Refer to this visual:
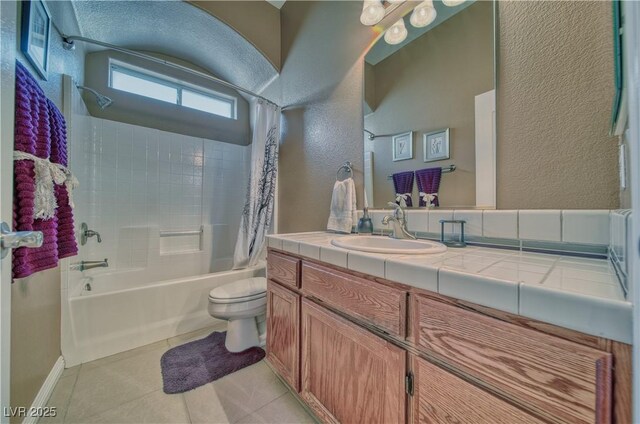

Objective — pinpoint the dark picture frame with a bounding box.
[21,0,51,80]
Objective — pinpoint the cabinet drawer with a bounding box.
[266,280,300,391]
[267,251,300,289]
[412,295,612,424]
[302,262,406,338]
[411,355,544,424]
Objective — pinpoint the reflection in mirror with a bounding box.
[363,0,494,209]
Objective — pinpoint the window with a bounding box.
[109,61,237,119]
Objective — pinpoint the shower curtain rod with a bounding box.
[62,35,281,109]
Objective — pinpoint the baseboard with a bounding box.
[22,356,65,424]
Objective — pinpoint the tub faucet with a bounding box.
[80,223,102,245]
[382,202,416,240]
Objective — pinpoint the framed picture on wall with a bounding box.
[392,131,413,161]
[423,128,450,162]
[21,0,51,80]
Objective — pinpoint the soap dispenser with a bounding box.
[357,192,373,234]
[358,207,373,234]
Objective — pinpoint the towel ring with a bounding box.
[336,161,353,181]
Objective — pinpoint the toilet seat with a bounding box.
[208,277,267,304]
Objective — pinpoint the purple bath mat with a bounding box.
[160,331,265,394]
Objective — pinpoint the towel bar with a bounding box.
[387,164,456,180]
[160,227,203,237]
[336,161,353,181]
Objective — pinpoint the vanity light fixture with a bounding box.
[442,0,465,6]
[360,0,385,26]
[387,0,406,3]
[384,18,408,45]
[410,0,437,28]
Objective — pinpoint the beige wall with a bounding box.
[264,1,381,232]
[271,0,619,234]
[365,1,493,208]
[10,269,61,419]
[4,1,86,414]
[497,0,618,209]
[189,1,281,71]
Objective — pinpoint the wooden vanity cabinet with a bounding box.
[300,299,406,424]
[265,249,629,424]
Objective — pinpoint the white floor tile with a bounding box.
[65,345,166,421]
[77,390,190,424]
[235,393,315,424]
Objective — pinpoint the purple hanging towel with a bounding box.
[391,171,414,207]
[415,167,442,207]
[12,61,78,280]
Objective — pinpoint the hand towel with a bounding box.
[415,167,442,207]
[327,177,357,233]
[392,171,414,207]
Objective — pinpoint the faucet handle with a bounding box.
[386,202,405,219]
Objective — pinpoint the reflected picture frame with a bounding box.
[21,0,51,80]
[423,128,450,162]
[392,131,413,162]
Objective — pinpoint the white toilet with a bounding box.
[208,277,267,352]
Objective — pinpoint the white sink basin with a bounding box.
[331,236,447,255]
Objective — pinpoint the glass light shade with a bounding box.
[360,0,385,26]
[410,0,437,28]
[442,0,465,6]
[384,18,408,45]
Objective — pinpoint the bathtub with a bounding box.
[62,264,265,366]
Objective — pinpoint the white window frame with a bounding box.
[108,60,237,119]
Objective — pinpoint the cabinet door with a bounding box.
[266,280,300,391]
[411,355,544,424]
[300,299,406,424]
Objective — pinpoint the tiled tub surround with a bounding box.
[267,232,632,344]
[62,95,254,365]
[69,114,251,278]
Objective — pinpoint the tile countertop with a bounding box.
[266,232,632,344]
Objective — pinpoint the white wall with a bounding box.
[68,97,250,283]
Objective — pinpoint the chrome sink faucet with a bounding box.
[382,202,416,240]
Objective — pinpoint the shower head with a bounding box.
[76,85,113,110]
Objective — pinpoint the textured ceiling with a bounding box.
[50,0,278,93]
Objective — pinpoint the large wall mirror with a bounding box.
[363,0,495,209]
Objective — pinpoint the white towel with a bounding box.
[327,178,357,233]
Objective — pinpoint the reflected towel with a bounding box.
[327,178,357,233]
[415,167,442,207]
[392,171,414,207]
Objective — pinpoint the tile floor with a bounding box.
[41,326,315,424]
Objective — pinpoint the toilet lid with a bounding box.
[209,277,267,303]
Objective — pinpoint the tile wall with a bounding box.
[69,114,250,285]
[367,208,612,246]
